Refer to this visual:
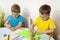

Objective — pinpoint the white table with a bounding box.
[0,28,54,40]
[0,28,28,40]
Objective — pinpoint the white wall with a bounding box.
[0,0,60,40]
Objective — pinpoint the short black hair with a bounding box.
[39,4,51,15]
[11,4,20,13]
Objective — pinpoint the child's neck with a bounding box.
[40,16,50,21]
[12,15,19,18]
[42,17,50,21]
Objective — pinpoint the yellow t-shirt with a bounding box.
[33,16,56,37]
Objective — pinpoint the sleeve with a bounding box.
[49,19,56,30]
[19,16,24,23]
[33,17,39,25]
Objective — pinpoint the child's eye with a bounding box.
[41,13,43,15]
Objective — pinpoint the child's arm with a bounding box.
[30,23,36,40]
[37,29,54,34]
[30,23,35,32]
[15,22,23,30]
[42,29,54,34]
[4,21,15,31]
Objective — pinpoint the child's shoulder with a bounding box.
[36,16,41,19]
[18,15,24,18]
[48,17,54,21]
[36,16,42,20]
[19,15,23,17]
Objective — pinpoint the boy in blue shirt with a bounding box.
[4,4,24,31]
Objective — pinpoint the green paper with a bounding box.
[17,30,30,40]
[17,30,42,40]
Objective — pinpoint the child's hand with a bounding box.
[10,27,16,31]
[36,31,40,34]
[29,28,34,33]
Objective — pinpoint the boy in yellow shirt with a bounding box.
[30,4,56,40]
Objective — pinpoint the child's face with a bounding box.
[12,12,19,18]
[40,13,50,21]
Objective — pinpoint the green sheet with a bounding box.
[17,30,30,40]
[17,30,42,40]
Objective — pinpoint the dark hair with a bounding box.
[39,4,51,15]
[11,4,20,13]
